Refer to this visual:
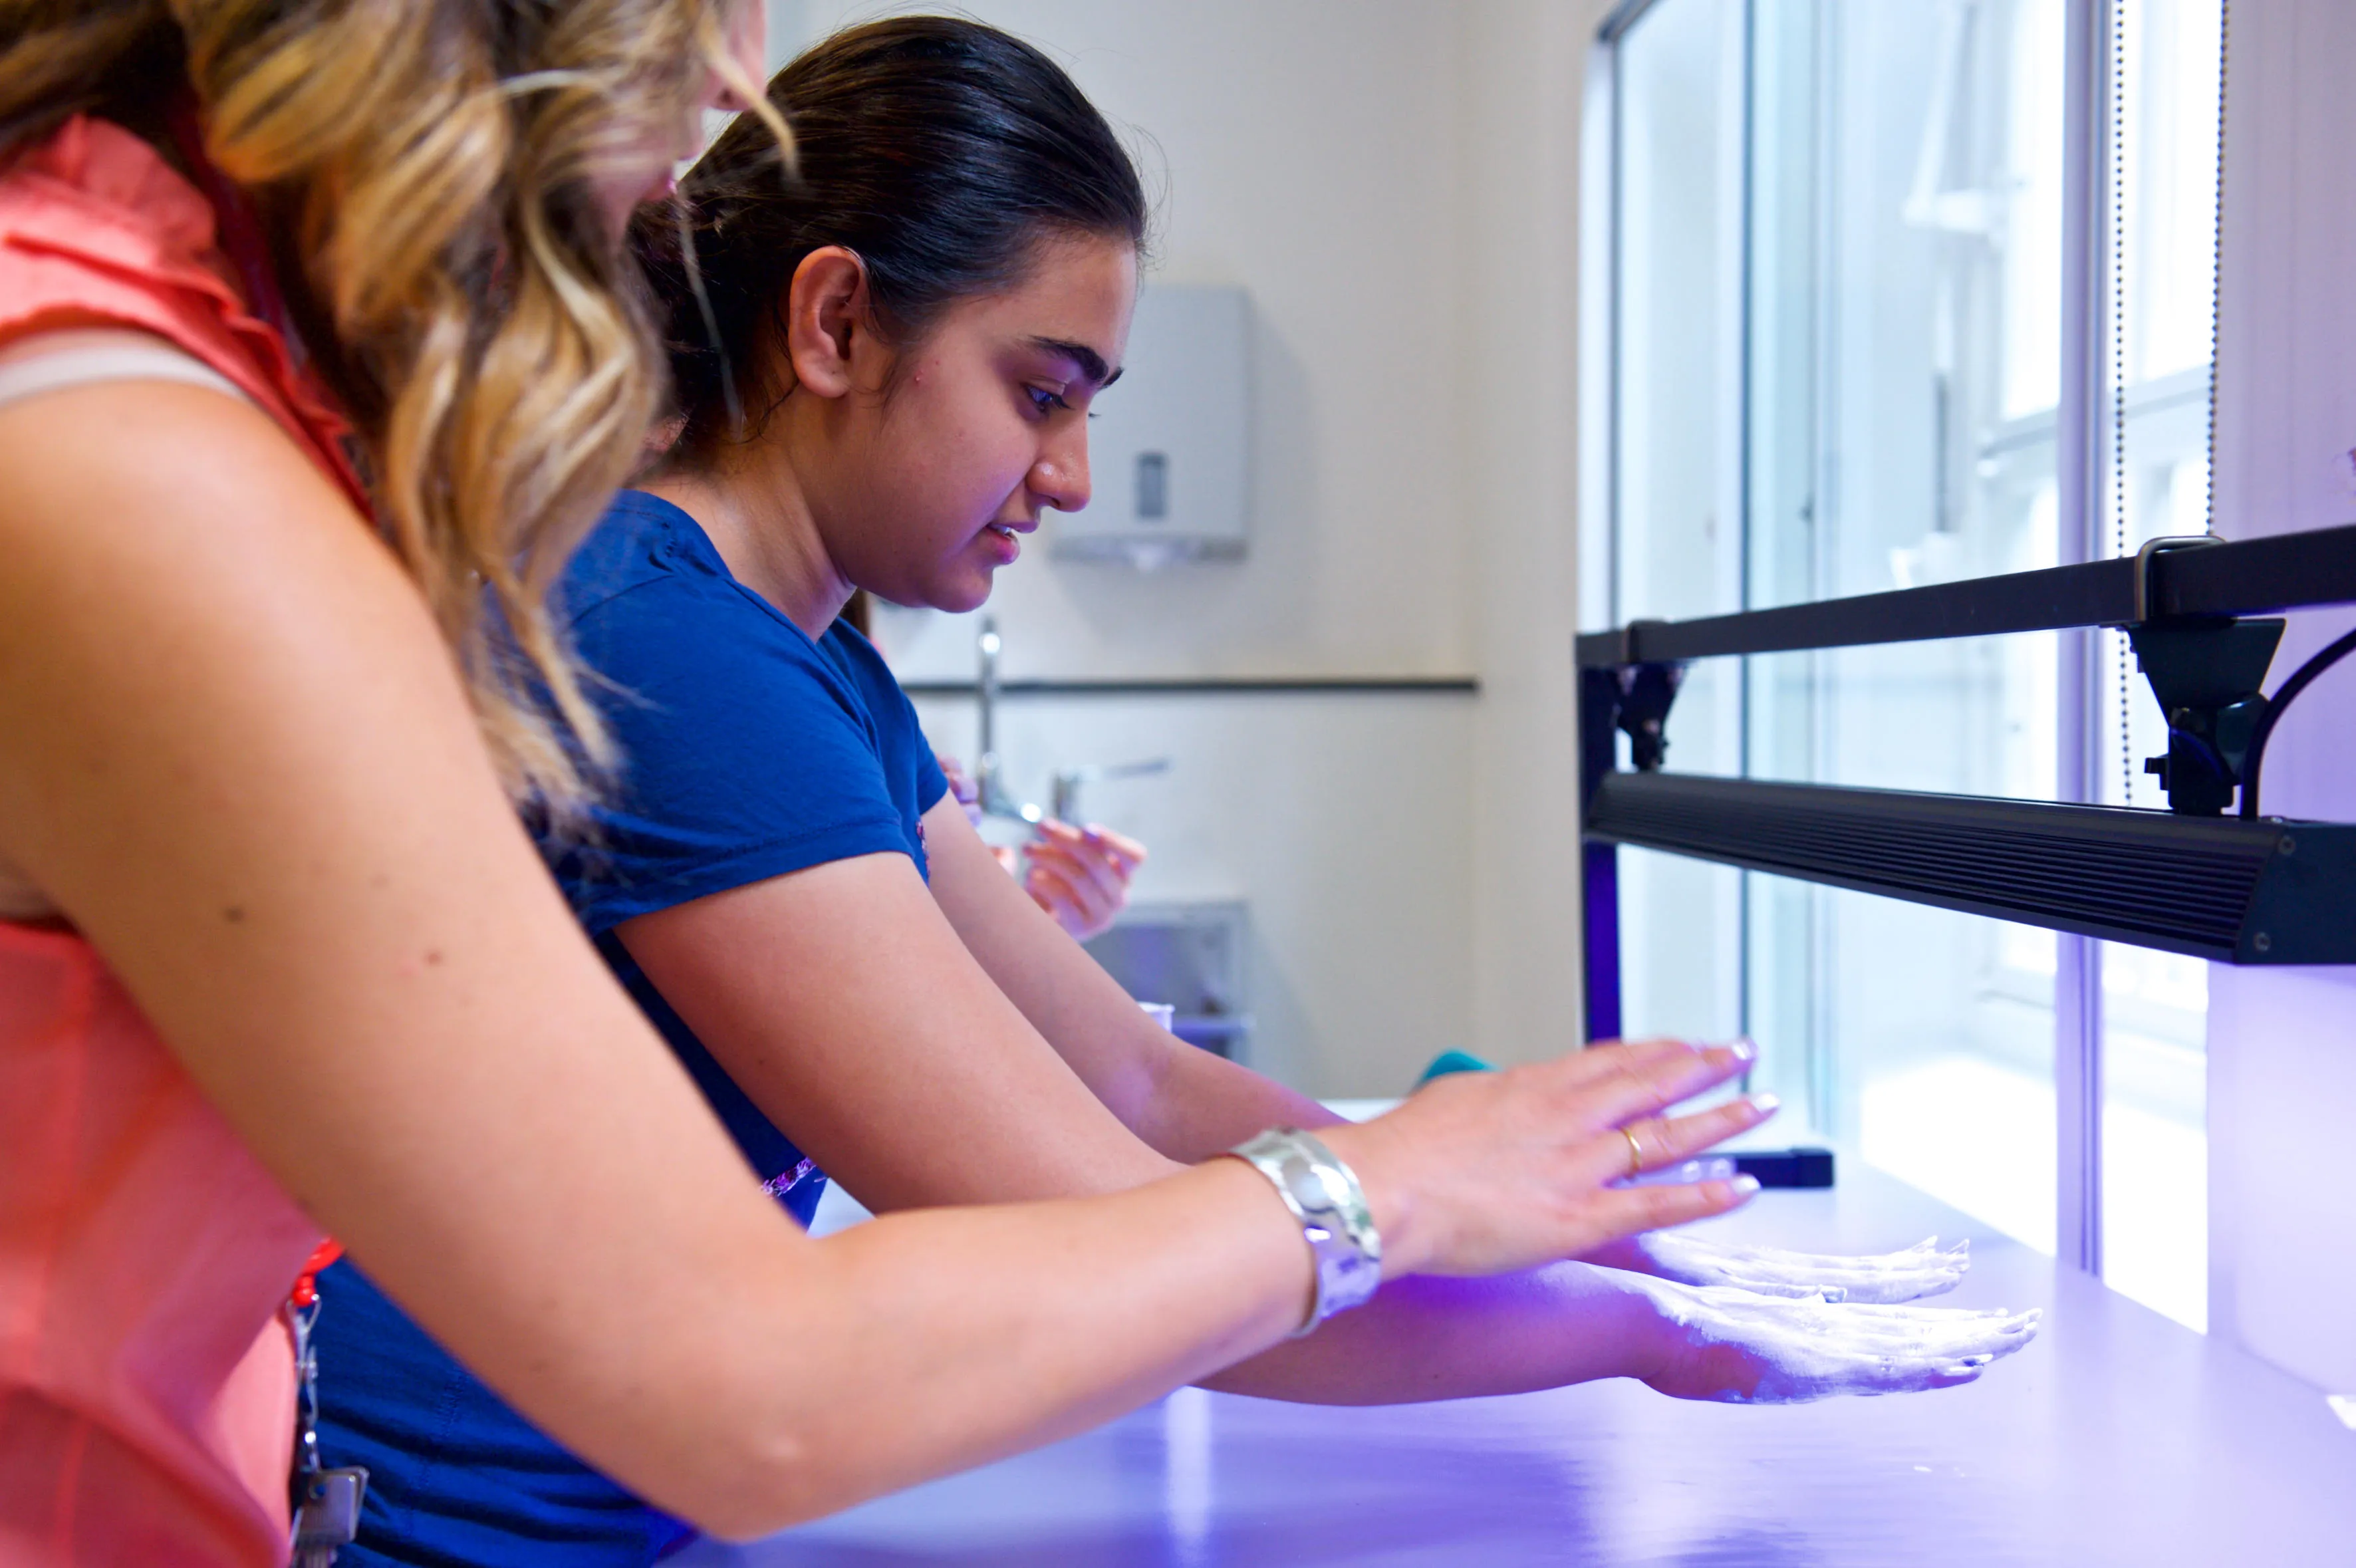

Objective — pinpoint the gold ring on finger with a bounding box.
[1620,1124,1644,1177]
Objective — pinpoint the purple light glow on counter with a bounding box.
[690,1163,2356,1567]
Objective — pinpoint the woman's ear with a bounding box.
[783,246,873,400]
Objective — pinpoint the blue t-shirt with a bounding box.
[549,488,947,1190]
[313,490,949,1566]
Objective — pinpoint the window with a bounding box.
[1597,0,2222,1331]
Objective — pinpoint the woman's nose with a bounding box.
[1033,430,1092,513]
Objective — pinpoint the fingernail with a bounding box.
[1729,1174,1762,1200]
[1747,1091,1781,1116]
[1728,1036,1759,1064]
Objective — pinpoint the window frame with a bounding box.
[1581,0,2151,1278]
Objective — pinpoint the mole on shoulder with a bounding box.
[222,905,245,924]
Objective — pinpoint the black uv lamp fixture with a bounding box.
[1587,772,2351,965]
[1577,526,2356,1043]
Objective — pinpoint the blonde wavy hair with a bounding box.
[0,0,783,825]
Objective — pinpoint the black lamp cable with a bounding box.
[2238,623,2356,819]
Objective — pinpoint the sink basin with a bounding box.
[1081,900,1251,1061]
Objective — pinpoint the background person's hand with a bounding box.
[1629,1278,2039,1401]
[936,752,985,829]
[932,755,1141,937]
[1023,819,1144,941]
[1317,1037,1781,1280]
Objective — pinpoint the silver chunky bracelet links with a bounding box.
[1225,1128,1382,1335]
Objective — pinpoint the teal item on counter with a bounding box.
[1417,1049,1496,1084]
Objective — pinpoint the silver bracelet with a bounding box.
[1226,1128,1382,1335]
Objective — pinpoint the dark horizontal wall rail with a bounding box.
[1574,521,2356,667]
[1585,771,2356,964]
[904,676,1481,698]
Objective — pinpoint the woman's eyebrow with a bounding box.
[1025,336,1121,390]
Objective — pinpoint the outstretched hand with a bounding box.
[1631,1279,2039,1402]
[1321,1037,1779,1281]
[1619,1232,1972,1304]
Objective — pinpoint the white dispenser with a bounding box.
[1053,283,1251,569]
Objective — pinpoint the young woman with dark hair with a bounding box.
[308,17,2035,1565]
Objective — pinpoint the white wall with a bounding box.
[2204,0,2356,1395]
[910,694,1478,1095]
[755,1,1606,1093]
[1453,3,1607,1067]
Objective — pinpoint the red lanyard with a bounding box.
[290,1238,342,1310]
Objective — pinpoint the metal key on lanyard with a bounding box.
[293,1465,368,1567]
[288,1255,368,1567]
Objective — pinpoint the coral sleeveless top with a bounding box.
[0,116,366,1567]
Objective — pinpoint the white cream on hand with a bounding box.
[1634,1279,2039,1404]
[1635,1232,1972,1305]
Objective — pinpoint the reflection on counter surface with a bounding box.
[698,1166,2356,1566]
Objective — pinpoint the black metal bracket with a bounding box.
[1614,660,1685,773]
[2115,535,2282,817]
[2125,534,2224,625]
[2125,616,2282,816]
[1577,644,1682,801]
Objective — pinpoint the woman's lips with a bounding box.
[983,521,1022,563]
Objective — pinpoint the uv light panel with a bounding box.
[1585,771,2356,965]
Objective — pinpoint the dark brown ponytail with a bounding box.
[635,15,1148,466]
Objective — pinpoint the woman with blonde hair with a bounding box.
[2,5,1779,1563]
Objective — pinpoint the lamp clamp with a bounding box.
[1614,659,1686,773]
[2124,616,2282,817]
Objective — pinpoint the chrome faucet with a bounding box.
[1051,759,1170,824]
[973,616,1030,821]
[974,616,1170,826]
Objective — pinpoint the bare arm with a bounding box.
[0,372,1789,1534]
[625,788,2042,1409]
[928,806,1980,1306]
[616,845,1175,1212]
[624,797,1775,1405]
[0,376,1363,1531]
[920,795,1343,1158]
[612,797,1345,1214]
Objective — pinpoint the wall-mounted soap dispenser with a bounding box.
[1053,283,1250,569]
